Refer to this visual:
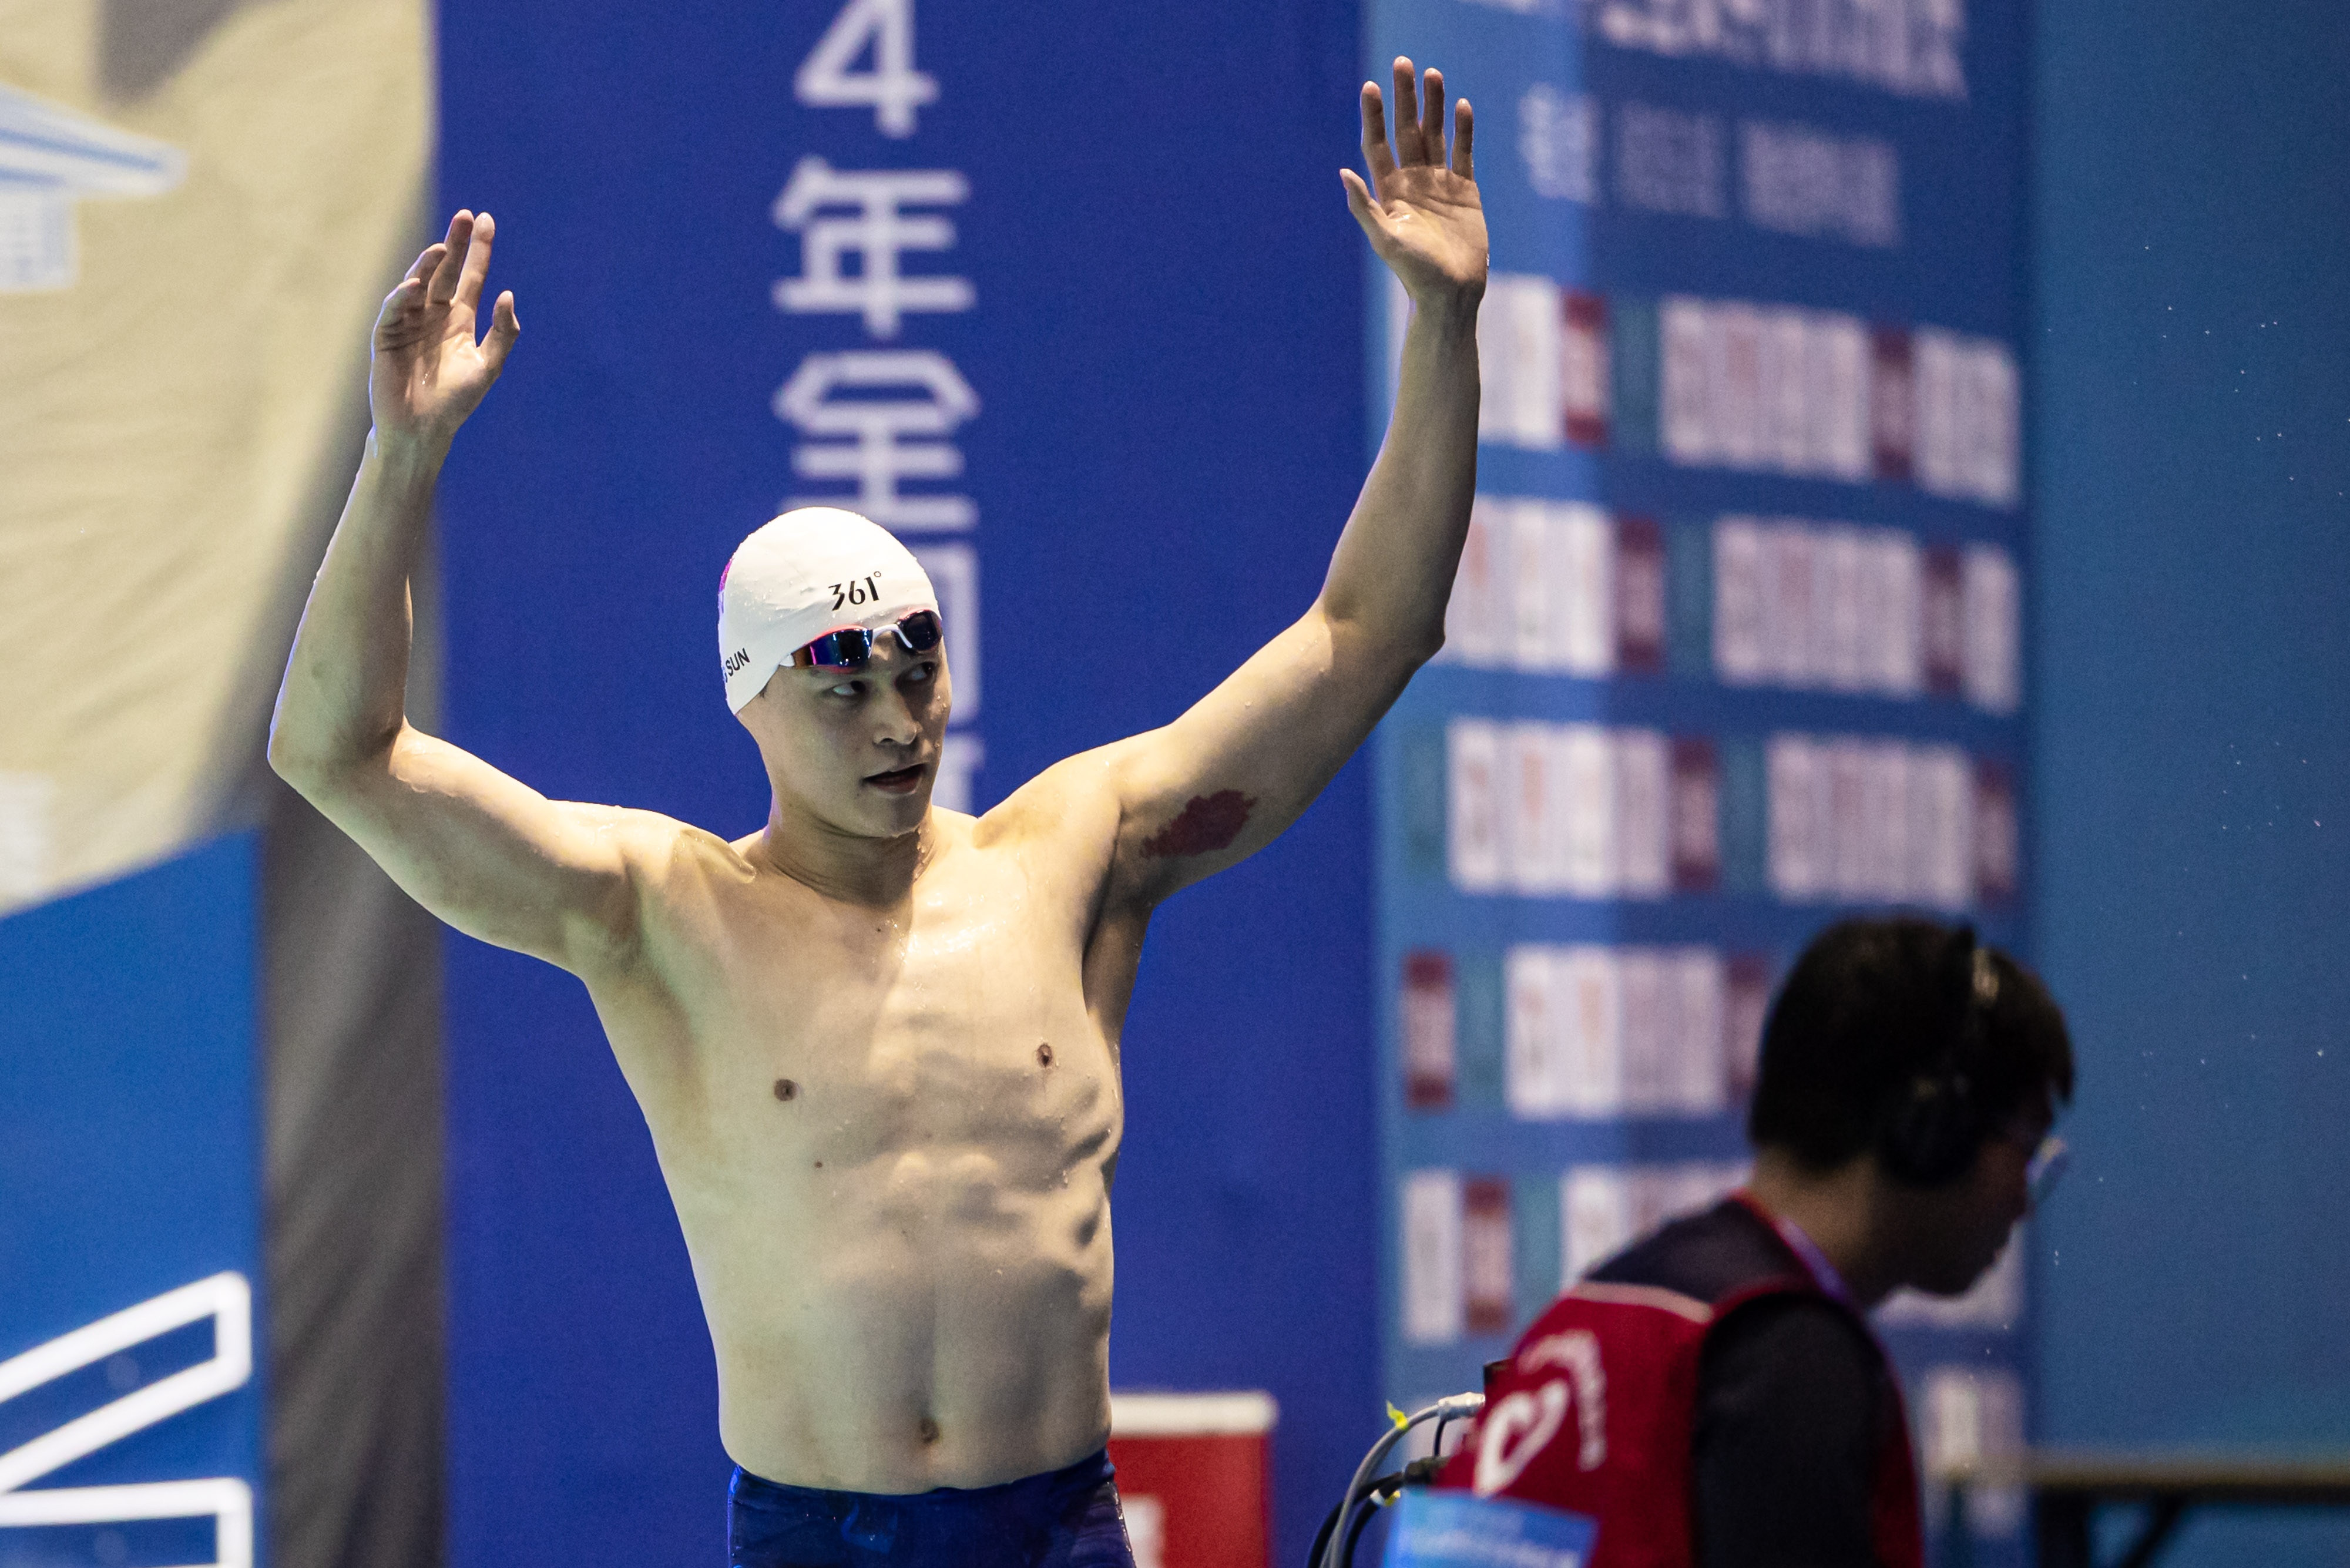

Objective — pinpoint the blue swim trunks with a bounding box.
[727,1449,1137,1568]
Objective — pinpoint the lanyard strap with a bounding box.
[1731,1189,1855,1308]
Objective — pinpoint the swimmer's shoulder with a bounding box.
[618,815,798,954]
[555,806,767,921]
[486,804,714,978]
[966,741,1134,855]
[657,815,770,892]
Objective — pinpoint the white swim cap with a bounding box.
[717,508,939,712]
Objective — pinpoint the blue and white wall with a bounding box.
[1364,0,2036,1560]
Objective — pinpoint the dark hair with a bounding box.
[1745,915,2074,1178]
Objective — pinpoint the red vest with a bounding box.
[1434,1200,1923,1568]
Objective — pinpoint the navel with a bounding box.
[773,1078,798,1102]
[917,1416,941,1446]
[1037,1042,1055,1068]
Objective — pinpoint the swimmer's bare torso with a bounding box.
[586,770,1166,1490]
[271,59,1487,1495]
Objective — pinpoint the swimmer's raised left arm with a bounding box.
[1073,58,1485,909]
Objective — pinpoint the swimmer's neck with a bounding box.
[754,799,935,908]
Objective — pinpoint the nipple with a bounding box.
[773,1079,798,1102]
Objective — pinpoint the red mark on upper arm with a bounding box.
[1140,790,1257,859]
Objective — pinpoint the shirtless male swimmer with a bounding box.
[272,59,1486,1568]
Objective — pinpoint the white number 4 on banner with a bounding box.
[796,0,938,138]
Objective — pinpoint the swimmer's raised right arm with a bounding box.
[1005,61,1485,925]
[270,211,642,976]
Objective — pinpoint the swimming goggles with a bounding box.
[787,609,944,672]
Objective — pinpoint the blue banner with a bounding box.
[0,835,263,1568]
[1367,1,2034,1559]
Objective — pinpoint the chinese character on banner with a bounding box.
[773,157,973,338]
[774,349,979,530]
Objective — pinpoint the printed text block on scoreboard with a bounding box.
[1107,1390,1277,1568]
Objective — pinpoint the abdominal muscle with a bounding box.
[676,1139,1116,1493]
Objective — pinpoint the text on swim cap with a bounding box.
[726,648,752,675]
[831,573,884,611]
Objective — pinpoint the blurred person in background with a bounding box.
[1441,916,2073,1568]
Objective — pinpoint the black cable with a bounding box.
[1337,1456,1456,1568]
[1310,1473,1401,1568]
[1340,1478,1404,1568]
[1305,1498,1343,1568]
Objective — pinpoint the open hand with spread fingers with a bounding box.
[370,209,522,451]
[1341,58,1488,307]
